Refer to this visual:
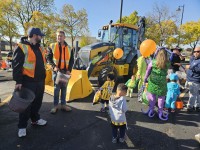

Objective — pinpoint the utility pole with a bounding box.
[176,5,185,46]
[119,0,123,23]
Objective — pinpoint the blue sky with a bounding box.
[55,0,200,38]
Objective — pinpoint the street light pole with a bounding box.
[119,0,123,23]
[177,5,184,46]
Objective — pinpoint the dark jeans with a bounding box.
[53,71,67,106]
[111,123,126,139]
[18,81,45,128]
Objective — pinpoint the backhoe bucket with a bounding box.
[45,65,53,86]
[66,69,93,102]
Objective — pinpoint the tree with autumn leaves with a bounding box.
[0,1,199,50]
[115,4,199,49]
[181,20,200,50]
[0,0,89,48]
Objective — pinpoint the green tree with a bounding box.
[59,4,89,48]
[145,4,178,47]
[116,11,139,25]
[181,20,200,50]
[0,0,20,51]
[79,35,92,47]
[8,0,54,33]
[24,11,58,47]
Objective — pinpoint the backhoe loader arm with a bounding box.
[87,47,115,77]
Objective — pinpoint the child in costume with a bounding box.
[109,83,128,143]
[143,48,170,120]
[136,56,151,102]
[125,75,138,98]
[165,73,180,112]
[99,73,115,112]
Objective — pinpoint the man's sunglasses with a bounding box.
[194,51,200,53]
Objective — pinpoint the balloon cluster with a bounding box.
[112,39,156,59]
[139,39,156,58]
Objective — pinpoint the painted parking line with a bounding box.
[0,95,12,107]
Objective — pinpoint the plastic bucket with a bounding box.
[8,87,35,113]
[176,100,183,109]
[55,71,70,85]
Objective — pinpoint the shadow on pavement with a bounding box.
[0,98,200,150]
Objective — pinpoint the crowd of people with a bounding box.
[9,26,200,144]
[96,46,200,143]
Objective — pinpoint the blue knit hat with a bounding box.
[169,73,178,81]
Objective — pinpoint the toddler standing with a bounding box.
[109,83,128,143]
[165,73,180,112]
[125,75,138,98]
[99,74,115,112]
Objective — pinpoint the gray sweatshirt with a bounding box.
[109,95,128,123]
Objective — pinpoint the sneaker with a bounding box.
[100,108,105,112]
[112,137,117,143]
[195,133,200,143]
[50,106,58,114]
[18,128,26,138]
[119,138,125,143]
[105,107,109,111]
[187,107,193,112]
[195,107,200,112]
[61,105,72,112]
[31,119,47,126]
[171,109,175,113]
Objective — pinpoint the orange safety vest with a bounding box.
[18,43,46,78]
[50,43,71,70]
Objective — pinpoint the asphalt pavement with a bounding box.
[0,70,200,150]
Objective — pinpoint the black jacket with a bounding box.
[46,42,74,72]
[12,37,46,84]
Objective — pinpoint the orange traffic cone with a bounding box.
[1,60,7,70]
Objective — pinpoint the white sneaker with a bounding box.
[31,119,47,126]
[195,133,200,143]
[112,137,117,143]
[119,138,125,143]
[18,128,26,138]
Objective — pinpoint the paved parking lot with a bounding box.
[0,70,200,150]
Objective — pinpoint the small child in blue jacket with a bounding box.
[165,73,180,112]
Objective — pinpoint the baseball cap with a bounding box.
[27,27,45,37]
[171,46,182,52]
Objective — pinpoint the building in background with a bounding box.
[0,40,17,51]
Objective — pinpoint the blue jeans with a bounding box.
[53,71,67,106]
[111,123,126,139]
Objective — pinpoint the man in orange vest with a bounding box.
[12,27,47,138]
[46,30,74,114]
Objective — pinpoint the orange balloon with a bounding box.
[140,39,156,57]
[113,48,123,59]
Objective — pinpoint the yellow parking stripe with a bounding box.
[0,95,12,107]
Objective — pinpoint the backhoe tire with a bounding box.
[98,66,118,87]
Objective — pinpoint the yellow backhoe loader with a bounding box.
[45,19,146,102]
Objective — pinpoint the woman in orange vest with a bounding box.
[46,30,74,114]
[12,27,47,138]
